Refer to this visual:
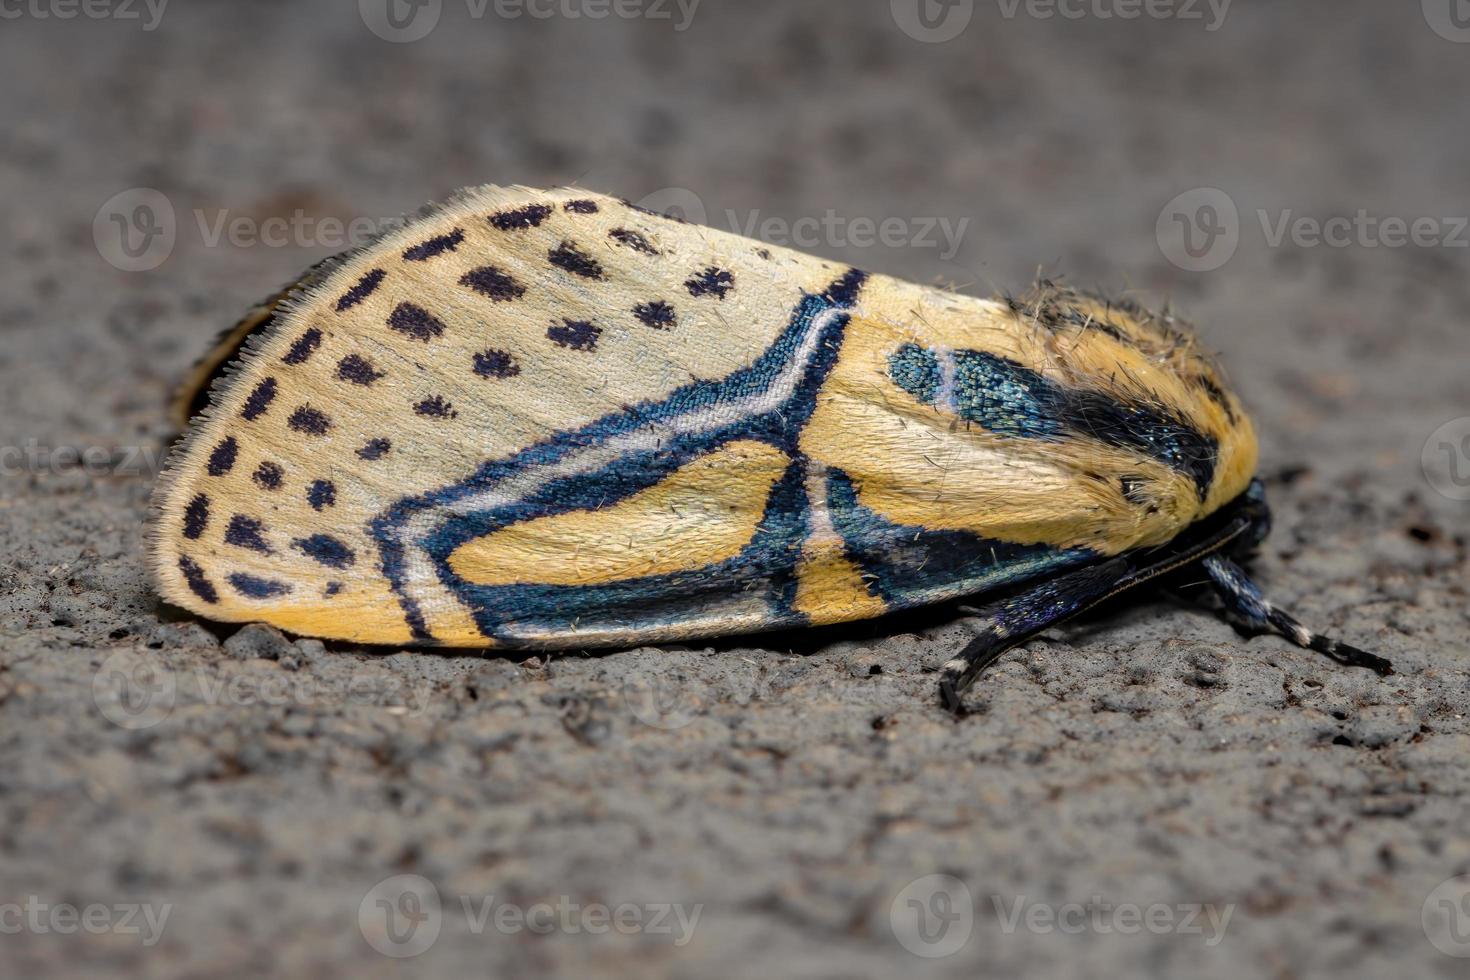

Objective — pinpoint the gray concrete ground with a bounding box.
[2,1,1468,976]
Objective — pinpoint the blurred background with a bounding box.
[2,1,1469,977]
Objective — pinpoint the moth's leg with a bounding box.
[1199,554,1394,676]
[940,557,1133,712]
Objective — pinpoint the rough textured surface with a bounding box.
[2,2,1468,977]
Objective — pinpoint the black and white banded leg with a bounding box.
[1199,554,1393,676]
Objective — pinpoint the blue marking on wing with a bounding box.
[371,270,867,641]
[887,344,1216,495]
[824,469,1098,608]
[445,457,812,637]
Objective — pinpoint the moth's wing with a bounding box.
[798,278,1260,614]
[150,185,849,645]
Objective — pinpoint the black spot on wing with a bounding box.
[337,354,384,386]
[685,267,735,299]
[460,266,526,302]
[336,268,385,312]
[548,241,604,280]
[228,573,291,599]
[183,494,209,540]
[288,405,332,436]
[633,301,676,330]
[358,438,391,461]
[324,582,343,597]
[473,349,520,379]
[178,556,218,604]
[225,514,271,553]
[547,319,601,352]
[241,378,277,421]
[609,228,658,255]
[207,437,238,476]
[293,534,356,569]
[388,302,446,342]
[564,199,600,214]
[489,203,553,231]
[402,228,464,261]
[308,479,336,511]
[282,328,322,365]
[414,395,458,419]
[821,268,868,307]
[253,461,284,490]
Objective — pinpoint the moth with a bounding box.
[151,184,1392,709]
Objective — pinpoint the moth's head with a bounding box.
[1017,284,1261,521]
